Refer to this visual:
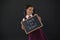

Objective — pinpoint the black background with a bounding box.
[1,0,59,40]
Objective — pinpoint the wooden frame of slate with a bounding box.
[21,14,41,34]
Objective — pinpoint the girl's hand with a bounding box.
[21,21,25,31]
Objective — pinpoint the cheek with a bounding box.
[30,11,33,13]
[27,10,29,12]
[27,9,33,13]
[27,10,31,13]
[32,11,33,13]
[29,11,32,13]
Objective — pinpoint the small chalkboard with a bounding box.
[22,15,41,34]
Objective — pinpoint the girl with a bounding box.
[21,5,47,40]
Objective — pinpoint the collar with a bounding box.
[26,14,33,19]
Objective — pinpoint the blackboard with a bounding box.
[22,15,41,34]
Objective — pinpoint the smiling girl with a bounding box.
[21,5,47,40]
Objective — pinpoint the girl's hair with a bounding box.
[24,5,35,16]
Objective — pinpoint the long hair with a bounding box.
[24,5,35,17]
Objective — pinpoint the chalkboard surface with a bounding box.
[22,15,41,34]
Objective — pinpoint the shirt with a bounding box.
[22,14,33,21]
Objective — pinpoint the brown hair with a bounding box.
[24,5,35,16]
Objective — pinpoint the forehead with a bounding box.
[28,7,34,9]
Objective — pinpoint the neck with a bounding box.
[26,12,32,15]
[26,14,32,15]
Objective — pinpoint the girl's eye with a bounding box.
[29,9,31,11]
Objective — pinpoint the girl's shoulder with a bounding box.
[34,14,41,19]
[22,18,25,21]
[34,14,40,17]
[21,18,25,24]
[34,14,38,16]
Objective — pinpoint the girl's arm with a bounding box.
[21,20,25,31]
[34,14,43,28]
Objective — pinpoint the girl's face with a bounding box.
[26,7,34,15]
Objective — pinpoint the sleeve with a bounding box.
[21,18,25,31]
[22,18,25,21]
[21,18,25,25]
